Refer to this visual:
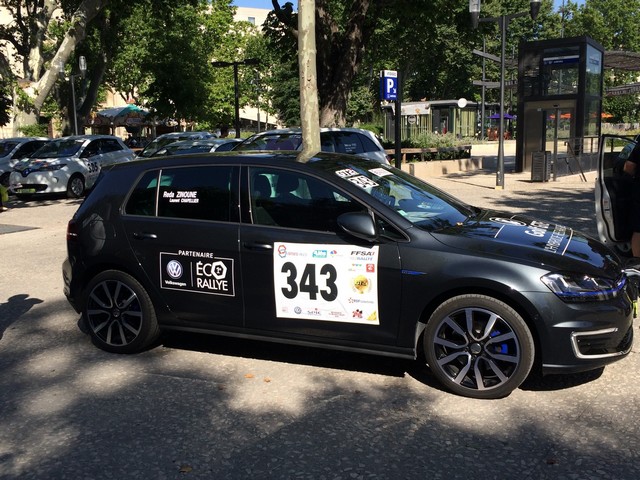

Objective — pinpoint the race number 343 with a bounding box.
[273,243,380,324]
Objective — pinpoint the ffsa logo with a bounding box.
[166,260,183,279]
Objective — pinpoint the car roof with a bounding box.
[0,137,50,143]
[247,127,375,136]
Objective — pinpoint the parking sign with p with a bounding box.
[380,70,397,101]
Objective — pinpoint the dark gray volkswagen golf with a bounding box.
[63,151,634,399]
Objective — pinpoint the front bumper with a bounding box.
[534,284,635,374]
[10,171,69,194]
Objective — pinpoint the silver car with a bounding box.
[233,127,390,164]
[0,137,50,187]
[10,135,135,198]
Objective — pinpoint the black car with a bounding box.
[63,152,634,399]
[151,138,242,156]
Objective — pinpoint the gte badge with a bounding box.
[160,251,235,296]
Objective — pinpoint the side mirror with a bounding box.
[337,211,378,242]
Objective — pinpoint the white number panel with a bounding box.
[273,243,380,325]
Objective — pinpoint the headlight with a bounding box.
[39,163,66,171]
[541,272,626,302]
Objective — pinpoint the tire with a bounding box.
[67,174,85,198]
[83,270,160,353]
[423,294,534,399]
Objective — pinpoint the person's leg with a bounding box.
[632,231,640,257]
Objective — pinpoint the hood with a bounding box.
[433,209,622,277]
[13,158,68,176]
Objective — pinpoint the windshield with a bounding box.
[329,162,473,231]
[0,141,19,158]
[32,138,84,159]
[235,133,303,151]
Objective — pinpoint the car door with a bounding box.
[121,164,244,328]
[240,165,403,347]
[595,134,636,254]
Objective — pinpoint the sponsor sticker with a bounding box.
[273,243,379,325]
[160,251,235,296]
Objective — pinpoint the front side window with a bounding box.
[249,167,366,231]
[324,163,473,231]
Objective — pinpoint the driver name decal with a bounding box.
[160,251,235,296]
[273,243,380,324]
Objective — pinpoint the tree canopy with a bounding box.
[3,0,640,131]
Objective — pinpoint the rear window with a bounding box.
[236,133,302,151]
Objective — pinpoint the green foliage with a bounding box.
[18,123,49,137]
[0,78,11,126]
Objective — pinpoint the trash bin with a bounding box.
[531,151,551,182]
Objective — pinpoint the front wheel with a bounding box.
[82,270,160,353]
[423,294,534,399]
[67,174,85,198]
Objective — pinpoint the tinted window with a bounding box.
[157,166,237,222]
[249,167,365,231]
[0,141,19,158]
[333,132,364,155]
[126,171,160,216]
[81,141,100,158]
[358,134,381,153]
[101,138,124,153]
[14,141,47,159]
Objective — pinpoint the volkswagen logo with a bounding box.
[166,260,183,279]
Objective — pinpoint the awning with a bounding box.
[91,105,149,126]
[489,113,515,120]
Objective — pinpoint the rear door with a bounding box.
[121,164,243,328]
[595,134,636,254]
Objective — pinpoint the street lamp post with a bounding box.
[211,58,260,138]
[470,0,540,189]
[58,56,87,135]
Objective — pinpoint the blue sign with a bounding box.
[380,70,398,101]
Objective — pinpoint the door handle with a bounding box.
[132,232,158,240]
[243,242,273,251]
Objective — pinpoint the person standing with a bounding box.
[623,141,640,256]
[0,183,8,212]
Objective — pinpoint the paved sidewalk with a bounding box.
[418,157,599,238]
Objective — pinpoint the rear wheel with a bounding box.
[67,174,85,198]
[423,294,534,399]
[83,270,160,353]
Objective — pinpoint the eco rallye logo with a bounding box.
[160,252,235,296]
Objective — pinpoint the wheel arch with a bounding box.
[412,282,544,371]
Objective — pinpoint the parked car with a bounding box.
[63,151,633,399]
[595,134,637,256]
[10,135,135,198]
[233,127,390,164]
[0,137,50,187]
[137,131,216,158]
[151,138,242,157]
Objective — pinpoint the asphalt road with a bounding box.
[0,169,638,480]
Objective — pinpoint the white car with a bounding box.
[10,135,135,198]
[233,127,390,164]
[0,137,50,187]
[595,134,637,256]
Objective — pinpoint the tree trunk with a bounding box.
[32,0,109,112]
[298,0,320,160]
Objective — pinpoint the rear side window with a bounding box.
[333,132,364,155]
[126,166,239,222]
